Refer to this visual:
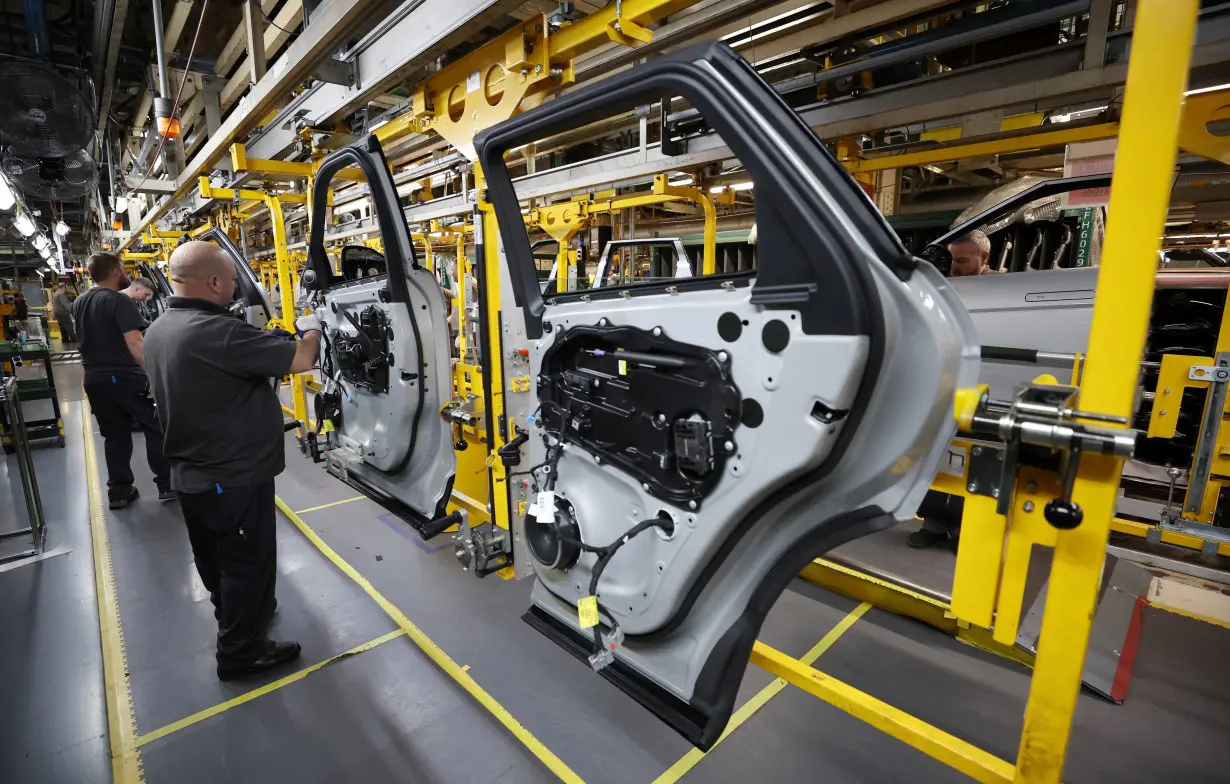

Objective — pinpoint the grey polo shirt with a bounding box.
[144,297,298,494]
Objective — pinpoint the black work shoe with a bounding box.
[157,489,178,502]
[907,527,947,549]
[217,640,301,682]
[108,486,140,509]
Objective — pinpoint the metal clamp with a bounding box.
[1183,351,1230,517]
[961,382,1137,529]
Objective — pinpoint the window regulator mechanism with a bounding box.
[957,383,1138,529]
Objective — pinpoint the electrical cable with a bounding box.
[262,9,298,37]
[580,517,675,653]
[130,0,210,195]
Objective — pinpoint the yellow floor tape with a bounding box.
[650,602,873,784]
[135,629,407,748]
[83,396,145,783]
[276,496,587,784]
[294,495,366,515]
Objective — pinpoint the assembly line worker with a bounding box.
[947,229,996,277]
[123,276,156,303]
[73,253,174,509]
[51,282,75,342]
[908,229,995,549]
[144,241,321,681]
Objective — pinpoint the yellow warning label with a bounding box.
[578,596,599,629]
[618,359,627,376]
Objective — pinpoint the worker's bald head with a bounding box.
[169,241,238,306]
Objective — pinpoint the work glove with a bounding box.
[269,327,294,340]
[295,314,322,337]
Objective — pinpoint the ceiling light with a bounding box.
[0,177,13,210]
[55,220,70,236]
[32,234,49,250]
[13,211,35,236]
[1186,82,1230,96]
[667,174,694,186]
[709,185,727,193]
[729,182,754,192]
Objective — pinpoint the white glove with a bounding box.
[294,314,322,336]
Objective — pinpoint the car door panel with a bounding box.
[476,41,979,748]
[304,137,455,525]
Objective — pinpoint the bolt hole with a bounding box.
[741,319,749,326]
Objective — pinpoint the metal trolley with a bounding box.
[0,339,66,451]
[0,377,48,565]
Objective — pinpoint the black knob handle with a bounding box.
[1044,499,1083,529]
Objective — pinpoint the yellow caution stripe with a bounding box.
[651,602,872,784]
[135,629,407,748]
[83,396,144,783]
[276,496,586,784]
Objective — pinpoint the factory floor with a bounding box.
[4,363,1230,783]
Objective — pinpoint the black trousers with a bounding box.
[179,480,278,666]
[918,489,964,537]
[84,377,170,496]
[53,309,75,342]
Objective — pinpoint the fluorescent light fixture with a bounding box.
[0,176,13,210]
[114,195,128,212]
[709,185,727,193]
[667,174,694,186]
[32,234,49,250]
[1186,82,1230,95]
[1049,105,1109,124]
[13,211,35,236]
[921,163,947,174]
[729,182,754,192]
[55,220,69,236]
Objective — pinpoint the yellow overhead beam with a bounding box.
[846,123,1120,173]
[231,143,366,182]
[549,0,694,60]
[197,177,308,204]
[375,0,693,157]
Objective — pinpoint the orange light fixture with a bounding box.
[157,116,181,139]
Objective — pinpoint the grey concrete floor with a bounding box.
[3,363,1229,783]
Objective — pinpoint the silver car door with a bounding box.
[302,135,456,530]
[476,41,979,749]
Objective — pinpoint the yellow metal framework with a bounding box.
[528,174,718,287]
[197,178,312,427]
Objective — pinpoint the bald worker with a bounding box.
[145,241,321,681]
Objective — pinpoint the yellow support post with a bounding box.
[1014,4,1198,782]
[477,168,513,562]
[267,195,310,427]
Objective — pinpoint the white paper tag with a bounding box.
[938,444,968,478]
[532,491,556,522]
[466,69,482,94]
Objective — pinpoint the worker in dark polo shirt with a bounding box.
[73,253,173,509]
[144,240,321,681]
